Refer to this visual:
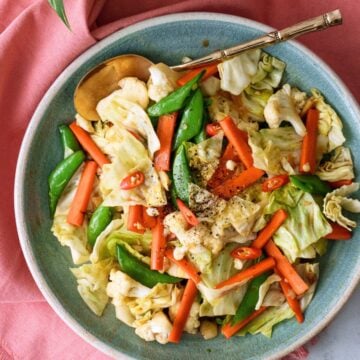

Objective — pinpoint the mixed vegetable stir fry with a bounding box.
[49,49,360,344]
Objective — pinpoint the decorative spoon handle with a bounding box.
[171,9,342,71]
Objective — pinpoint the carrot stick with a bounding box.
[299,109,319,174]
[265,240,309,296]
[177,64,219,86]
[165,248,201,284]
[168,279,198,343]
[252,209,288,249]
[213,166,265,199]
[151,217,166,271]
[67,161,98,227]
[325,222,352,240]
[127,205,145,234]
[219,116,253,169]
[215,257,275,289]
[221,307,267,339]
[154,112,178,171]
[142,207,158,230]
[69,122,110,168]
[278,275,304,323]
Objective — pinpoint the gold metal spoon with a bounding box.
[74,9,342,121]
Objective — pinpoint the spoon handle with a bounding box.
[171,9,342,71]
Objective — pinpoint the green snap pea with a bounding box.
[147,71,204,117]
[87,206,114,246]
[173,88,204,150]
[290,174,331,196]
[194,105,209,144]
[172,144,192,204]
[59,124,80,158]
[48,150,85,216]
[116,243,182,288]
[231,270,270,325]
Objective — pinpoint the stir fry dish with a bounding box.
[48,49,360,344]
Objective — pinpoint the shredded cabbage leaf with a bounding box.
[323,183,360,230]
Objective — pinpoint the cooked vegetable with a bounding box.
[324,222,352,240]
[262,175,289,192]
[154,112,178,171]
[206,123,222,137]
[215,257,275,289]
[264,240,308,296]
[87,205,113,246]
[116,243,182,288]
[231,246,262,260]
[213,166,265,199]
[172,144,193,204]
[290,174,331,196]
[219,115,253,169]
[48,150,85,215]
[151,217,166,271]
[329,179,353,189]
[59,124,80,158]
[147,71,204,117]
[168,279,198,343]
[177,64,218,86]
[142,207,158,230]
[120,171,145,190]
[69,122,110,167]
[173,89,204,150]
[176,199,200,227]
[67,161,98,227]
[252,209,288,249]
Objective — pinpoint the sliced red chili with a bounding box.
[262,175,289,192]
[328,179,353,189]
[231,246,262,260]
[325,222,352,240]
[206,123,222,137]
[120,171,145,190]
[176,199,199,227]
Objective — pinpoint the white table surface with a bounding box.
[307,285,360,360]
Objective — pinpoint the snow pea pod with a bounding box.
[194,105,209,144]
[173,88,204,150]
[87,205,114,246]
[290,174,331,196]
[231,268,270,325]
[116,243,182,288]
[172,144,192,204]
[48,150,85,216]
[59,124,80,158]
[147,71,204,117]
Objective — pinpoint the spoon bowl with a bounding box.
[74,54,153,120]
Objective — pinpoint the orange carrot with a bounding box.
[165,248,201,284]
[265,240,309,296]
[69,122,110,168]
[213,166,265,199]
[221,307,267,339]
[328,179,353,189]
[154,113,178,171]
[142,207,158,230]
[151,217,167,271]
[299,109,319,174]
[67,161,98,227]
[177,63,219,86]
[219,116,253,169]
[325,222,352,240]
[127,205,145,234]
[168,279,198,343]
[252,209,288,249]
[278,275,304,323]
[215,257,275,289]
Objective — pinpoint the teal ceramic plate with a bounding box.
[14,13,360,360]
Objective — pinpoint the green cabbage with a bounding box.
[71,258,114,316]
[266,185,332,262]
[316,146,354,182]
[248,127,302,176]
[199,244,247,316]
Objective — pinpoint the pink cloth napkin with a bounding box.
[1,0,359,358]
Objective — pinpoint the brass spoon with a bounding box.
[74,9,342,121]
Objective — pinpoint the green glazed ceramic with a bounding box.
[14,13,360,360]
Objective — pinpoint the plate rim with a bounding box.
[14,11,360,360]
